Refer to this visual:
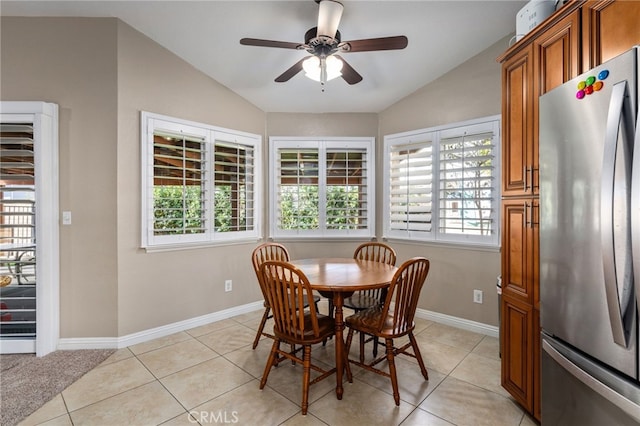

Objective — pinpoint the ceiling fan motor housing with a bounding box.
[304,27,341,57]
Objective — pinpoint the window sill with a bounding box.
[381,237,501,253]
[142,238,260,253]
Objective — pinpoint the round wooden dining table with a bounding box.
[289,257,398,400]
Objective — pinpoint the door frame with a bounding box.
[1,101,59,356]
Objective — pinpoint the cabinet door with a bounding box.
[582,0,640,69]
[501,295,534,413]
[501,199,538,304]
[534,9,581,96]
[533,308,541,421]
[502,44,534,197]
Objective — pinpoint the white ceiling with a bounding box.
[1,0,527,113]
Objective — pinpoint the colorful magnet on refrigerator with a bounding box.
[593,81,603,91]
[576,90,585,99]
[598,70,609,80]
[577,81,586,90]
[585,85,594,95]
[586,76,596,86]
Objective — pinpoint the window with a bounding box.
[383,116,500,247]
[269,137,375,239]
[141,112,261,250]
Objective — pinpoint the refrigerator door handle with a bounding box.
[601,80,632,348]
[633,101,640,328]
[543,339,640,423]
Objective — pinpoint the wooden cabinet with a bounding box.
[501,198,539,414]
[499,0,639,420]
[501,199,538,304]
[501,295,534,412]
[502,45,534,197]
[582,0,640,70]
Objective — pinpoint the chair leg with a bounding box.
[253,306,270,349]
[345,327,355,360]
[345,327,355,383]
[385,338,400,406]
[344,342,353,383]
[301,345,312,415]
[260,339,280,389]
[359,331,366,363]
[409,332,429,380]
[372,336,379,358]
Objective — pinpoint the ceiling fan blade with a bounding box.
[240,38,302,50]
[335,55,362,85]
[317,0,343,38]
[275,56,309,82]
[342,36,408,53]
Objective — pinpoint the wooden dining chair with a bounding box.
[251,242,320,349]
[342,242,397,360]
[345,257,430,405]
[259,260,338,415]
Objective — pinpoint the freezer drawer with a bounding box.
[542,334,640,425]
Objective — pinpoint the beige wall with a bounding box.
[1,17,267,338]
[1,16,509,340]
[1,18,120,337]
[115,22,266,336]
[377,35,512,326]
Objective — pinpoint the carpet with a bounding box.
[0,349,115,426]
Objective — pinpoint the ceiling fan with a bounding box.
[239,0,408,85]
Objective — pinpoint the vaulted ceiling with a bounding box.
[1,1,527,113]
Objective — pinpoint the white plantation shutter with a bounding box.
[141,112,261,249]
[326,148,368,230]
[388,139,433,236]
[383,116,500,246]
[213,137,256,233]
[276,147,320,231]
[152,131,208,238]
[269,138,374,238]
[439,131,496,237]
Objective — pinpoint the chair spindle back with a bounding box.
[380,257,430,335]
[260,260,321,341]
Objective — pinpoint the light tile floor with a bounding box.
[19,302,538,426]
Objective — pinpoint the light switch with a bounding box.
[62,211,72,225]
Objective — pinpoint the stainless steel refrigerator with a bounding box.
[539,46,640,424]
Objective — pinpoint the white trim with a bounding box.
[57,302,497,350]
[383,114,501,248]
[415,308,499,338]
[140,111,262,250]
[0,102,60,357]
[269,136,375,239]
[57,301,264,350]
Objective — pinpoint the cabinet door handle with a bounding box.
[523,166,527,191]
[524,201,530,228]
[529,167,535,192]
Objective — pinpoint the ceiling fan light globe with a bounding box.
[325,55,343,81]
[303,56,321,81]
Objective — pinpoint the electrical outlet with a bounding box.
[473,289,483,304]
[225,279,232,292]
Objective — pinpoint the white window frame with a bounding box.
[383,115,501,248]
[269,136,375,240]
[141,111,261,251]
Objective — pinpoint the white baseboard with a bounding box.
[57,301,263,350]
[57,303,498,350]
[416,308,499,338]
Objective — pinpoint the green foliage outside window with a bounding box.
[153,185,247,234]
[153,186,203,235]
[279,185,362,230]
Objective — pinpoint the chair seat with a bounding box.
[345,307,413,338]
[343,294,380,311]
[275,312,335,345]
